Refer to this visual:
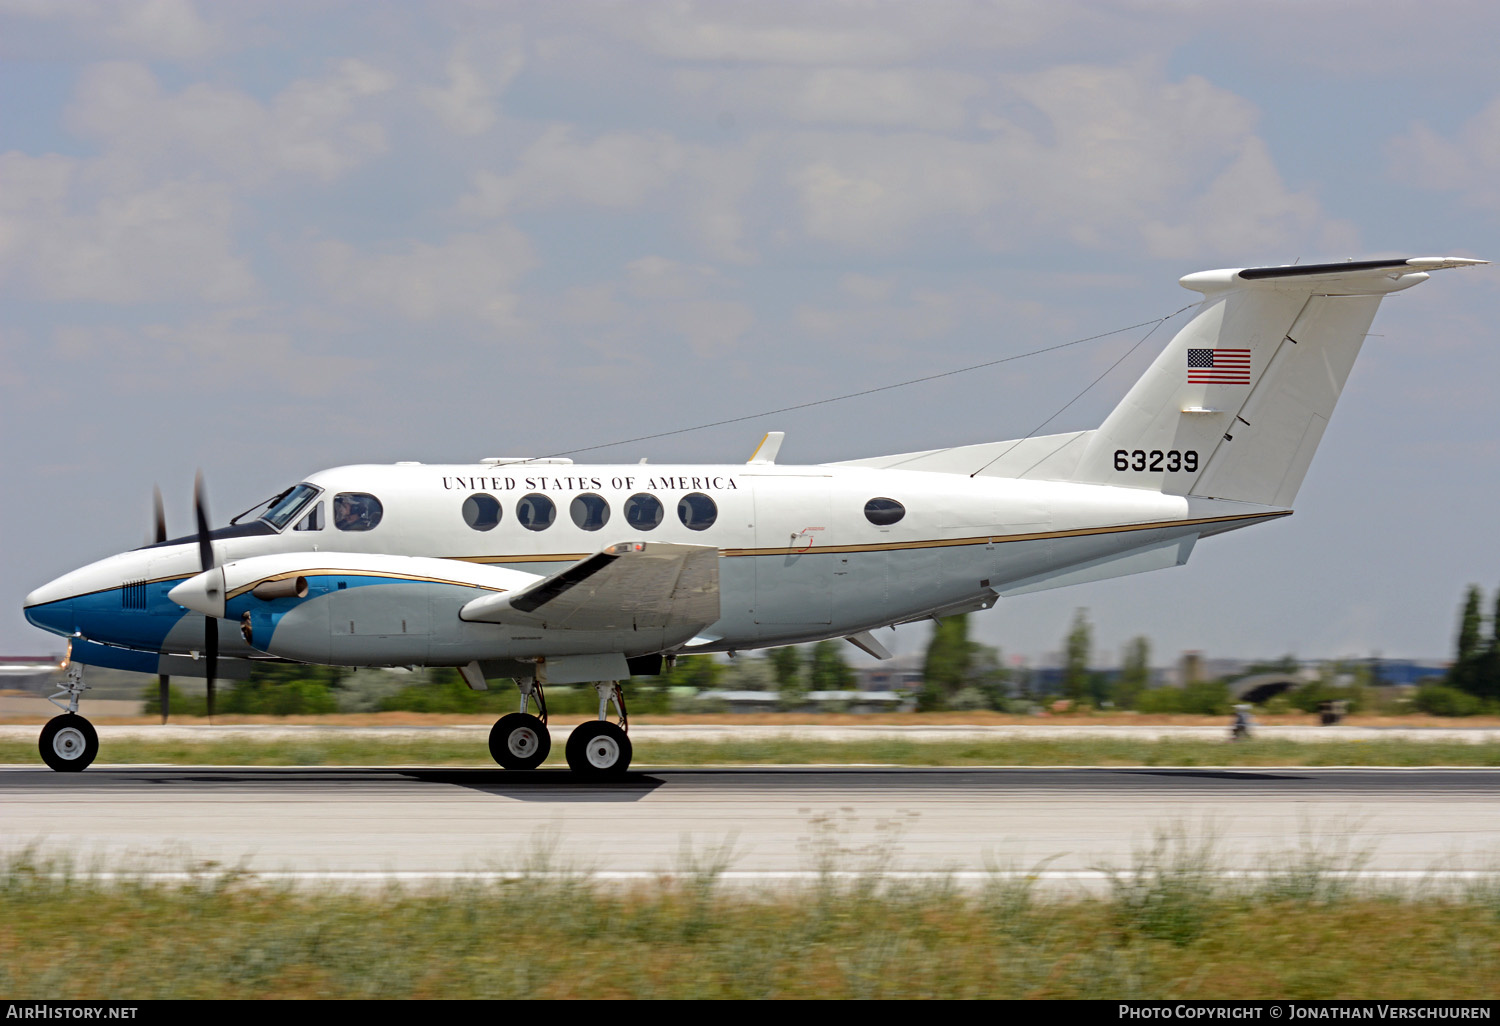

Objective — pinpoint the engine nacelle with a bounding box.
[169,551,693,667]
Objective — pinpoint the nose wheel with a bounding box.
[39,667,98,772]
[39,714,98,773]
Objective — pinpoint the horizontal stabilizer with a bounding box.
[461,541,720,632]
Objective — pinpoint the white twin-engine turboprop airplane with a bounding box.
[23,256,1486,775]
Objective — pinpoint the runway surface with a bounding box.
[3,766,1498,885]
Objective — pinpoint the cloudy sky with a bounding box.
[2,0,1497,669]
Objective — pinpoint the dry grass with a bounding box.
[1,846,1495,999]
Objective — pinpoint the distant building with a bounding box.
[854,652,924,693]
[0,655,67,693]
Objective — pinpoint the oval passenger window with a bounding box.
[863,497,905,526]
[462,493,502,531]
[333,493,383,532]
[516,493,556,532]
[623,493,663,531]
[677,492,717,531]
[570,493,610,531]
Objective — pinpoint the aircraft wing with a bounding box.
[459,541,720,632]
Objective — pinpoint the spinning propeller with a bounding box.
[152,486,169,723]
[193,473,219,722]
[151,475,220,723]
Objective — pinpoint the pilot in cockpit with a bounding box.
[334,494,362,531]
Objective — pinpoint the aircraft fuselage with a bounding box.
[24,460,1285,675]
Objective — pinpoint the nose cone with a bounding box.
[24,595,75,637]
[167,568,226,618]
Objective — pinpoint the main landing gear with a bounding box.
[486,679,632,777]
[39,668,98,773]
[565,682,632,778]
[489,678,551,770]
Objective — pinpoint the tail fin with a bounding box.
[1073,257,1485,505]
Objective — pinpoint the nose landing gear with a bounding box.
[39,668,98,772]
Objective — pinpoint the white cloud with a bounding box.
[457,126,686,216]
[676,66,987,131]
[65,59,394,187]
[142,309,373,398]
[0,0,225,60]
[312,226,536,328]
[458,127,763,263]
[0,152,254,303]
[556,257,754,359]
[781,62,1355,260]
[1388,96,1500,212]
[106,0,223,59]
[612,0,1081,65]
[420,41,525,137]
[1141,138,1357,260]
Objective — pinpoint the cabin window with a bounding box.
[516,493,556,532]
[570,493,610,531]
[677,492,717,531]
[293,502,324,532]
[863,497,905,526]
[624,493,663,531]
[333,493,383,532]
[462,493,502,531]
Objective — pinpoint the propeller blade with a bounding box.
[204,617,217,722]
[193,472,213,573]
[152,486,167,545]
[193,474,217,722]
[158,673,170,725]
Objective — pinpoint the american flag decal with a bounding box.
[1187,348,1251,384]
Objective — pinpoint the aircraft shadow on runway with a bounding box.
[401,769,666,801]
[1109,769,1313,781]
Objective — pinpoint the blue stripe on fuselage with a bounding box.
[29,572,450,656]
[225,573,392,651]
[25,578,191,649]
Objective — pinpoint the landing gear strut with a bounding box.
[39,668,98,773]
[565,681,632,777]
[488,677,551,770]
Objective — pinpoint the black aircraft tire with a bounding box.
[489,713,551,770]
[565,721,632,777]
[39,714,98,773]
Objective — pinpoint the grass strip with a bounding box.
[0,858,1496,999]
[3,735,1499,766]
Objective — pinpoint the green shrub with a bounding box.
[221,679,337,716]
[376,673,676,716]
[1413,683,1484,717]
[1133,680,1231,715]
[1286,680,1367,715]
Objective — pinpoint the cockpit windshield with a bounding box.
[260,484,321,530]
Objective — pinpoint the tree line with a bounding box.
[143,582,1499,716]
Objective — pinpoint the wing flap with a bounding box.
[460,542,720,632]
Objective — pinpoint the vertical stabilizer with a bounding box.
[1072,257,1484,505]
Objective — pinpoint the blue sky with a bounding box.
[2,1,1497,667]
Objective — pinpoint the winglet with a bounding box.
[748,431,785,465]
